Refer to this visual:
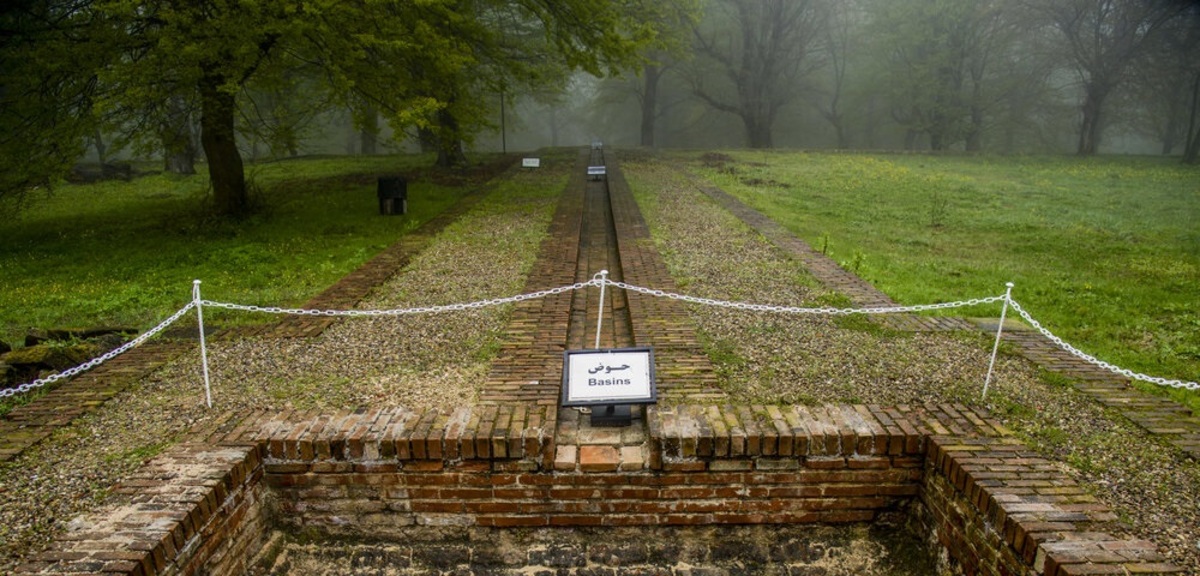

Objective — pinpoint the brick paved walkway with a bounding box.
[674,163,1200,460]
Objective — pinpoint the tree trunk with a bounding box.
[965,105,983,152]
[165,146,197,174]
[1182,71,1200,164]
[199,75,248,216]
[1160,82,1183,155]
[1077,84,1109,156]
[930,130,946,151]
[904,129,919,151]
[163,97,196,175]
[93,129,107,164]
[548,107,559,147]
[360,123,377,155]
[833,117,847,149]
[435,108,467,168]
[360,107,378,155]
[640,64,661,147]
[418,127,438,154]
[743,114,772,149]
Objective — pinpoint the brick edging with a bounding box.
[0,341,193,462]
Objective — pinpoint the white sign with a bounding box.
[522,158,540,168]
[587,165,607,176]
[562,347,656,406]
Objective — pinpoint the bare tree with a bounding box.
[1028,0,1183,155]
[640,60,664,147]
[689,0,826,148]
[812,0,857,149]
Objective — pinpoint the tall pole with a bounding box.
[500,92,507,154]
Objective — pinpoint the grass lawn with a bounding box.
[685,151,1199,409]
[0,154,500,346]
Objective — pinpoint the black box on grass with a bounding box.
[377,177,407,215]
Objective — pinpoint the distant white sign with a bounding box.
[587,165,607,177]
[562,347,656,406]
[522,158,541,168]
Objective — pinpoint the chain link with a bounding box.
[0,302,197,399]
[606,280,1006,315]
[1008,299,1199,391]
[199,280,600,318]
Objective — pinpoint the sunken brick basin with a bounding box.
[12,403,1179,576]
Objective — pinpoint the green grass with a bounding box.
[0,154,498,345]
[686,151,1199,410]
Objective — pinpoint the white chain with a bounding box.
[0,302,197,399]
[1008,299,1199,391]
[4,279,1195,401]
[606,280,1007,315]
[199,280,600,317]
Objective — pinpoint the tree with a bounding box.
[1027,0,1183,155]
[811,0,859,149]
[161,96,197,174]
[1126,3,1200,158]
[867,0,1018,151]
[689,0,827,148]
[3,0,677,213]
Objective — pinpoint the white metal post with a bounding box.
[982,282,1014,400]
[594,270,608,349]
[193,280,212,408]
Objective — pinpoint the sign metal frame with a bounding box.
[561,347,657,408]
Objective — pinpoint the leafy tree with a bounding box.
[2,0,673,213]
[866,0,1020,151]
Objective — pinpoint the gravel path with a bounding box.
[623,156,1200,574]
[0,164,563,571]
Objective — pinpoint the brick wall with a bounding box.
[915,436,1182,576]
[13,404,1182,575]
[265,465,922,537]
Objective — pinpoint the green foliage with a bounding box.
[0,3,103,197]
[862,0,1025,151]
[692,151,1200,409]
[2,0,682,207]
[0,154,478,345]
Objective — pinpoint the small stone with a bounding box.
[66,516,93,532]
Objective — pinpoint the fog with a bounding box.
[80,0,1200,164]
[492,0,1198,158]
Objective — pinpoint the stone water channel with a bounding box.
[255,148,936,575]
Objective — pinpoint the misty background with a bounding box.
[37,0,1200,166]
